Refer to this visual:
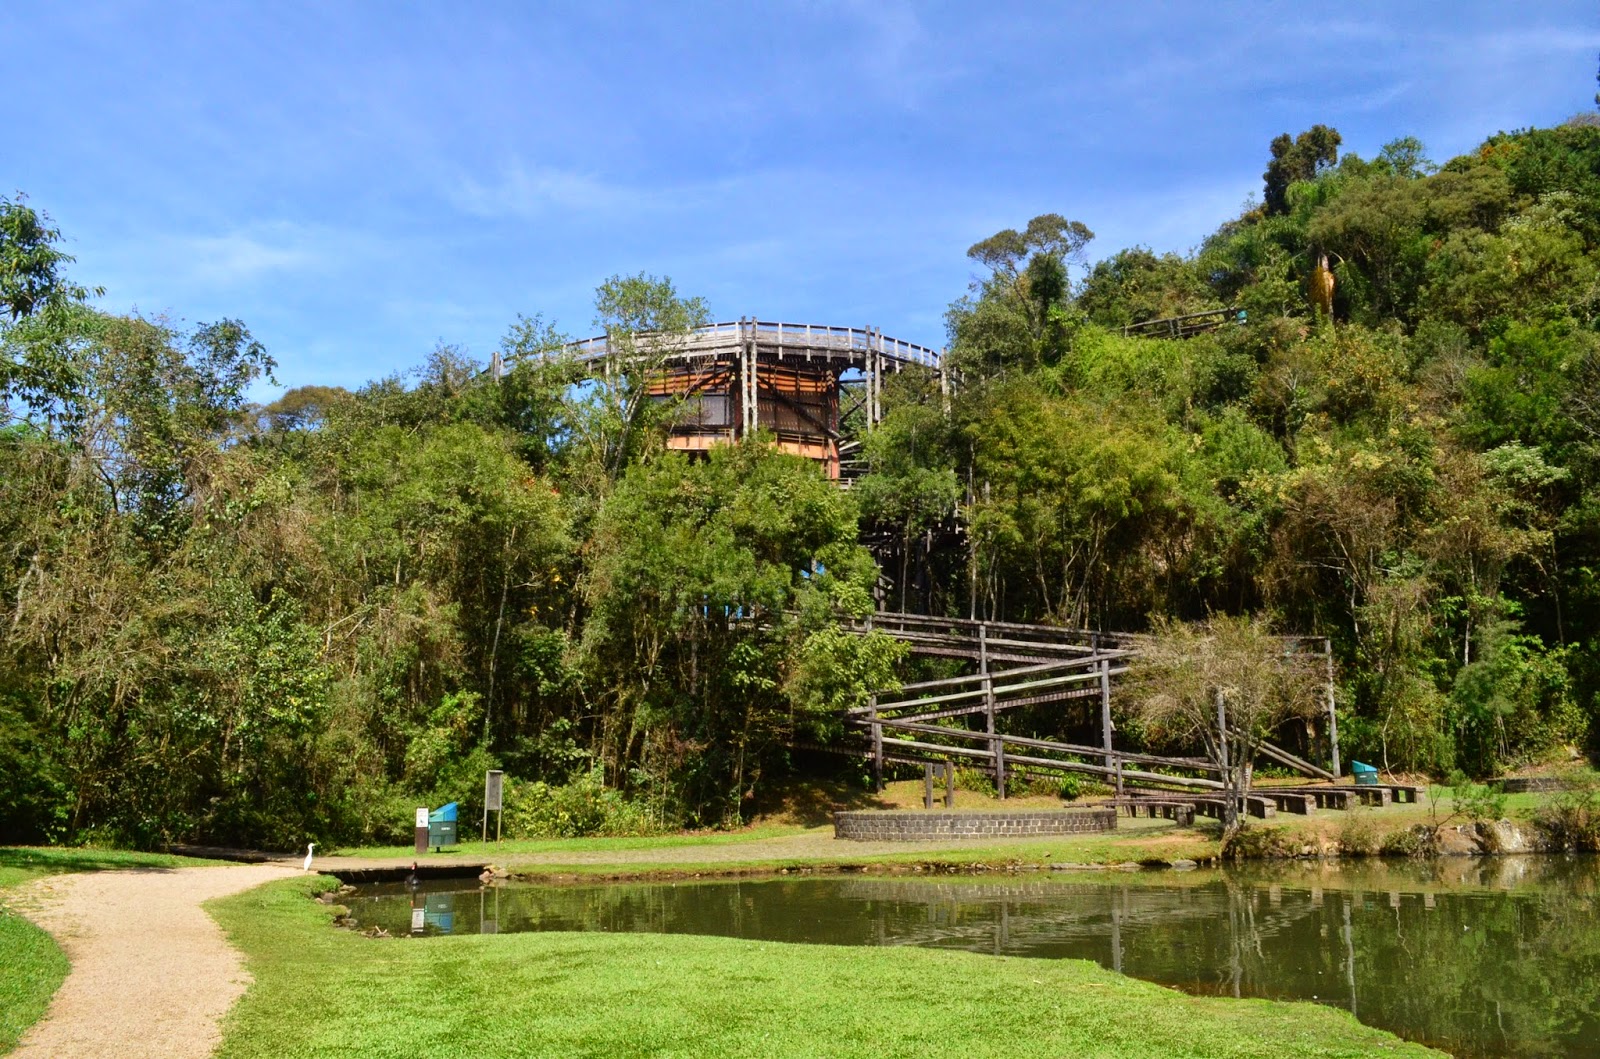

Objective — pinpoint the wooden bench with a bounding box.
[1188,795,1276,820]
[1123,800,1195,826]
[1271,784,1410,808]
[1259,790,1317,815]
[1085,799,1195,827]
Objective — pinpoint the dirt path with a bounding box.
[11,863,300,1059]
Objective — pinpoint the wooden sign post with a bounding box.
[482,770,504,842]
[413,806,429,856]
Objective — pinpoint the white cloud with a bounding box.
[450,163,635,218]
[179,227,322,284]
[447,161,757,221]
[79,219,386,318]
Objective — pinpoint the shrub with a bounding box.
[1337,810,1379,856]
[1531,775,1600,851]
[503,768,659,839]
[1449,775,1507,827]
[1223,825,1295,859]
[952,767,996,796]
[1380,825,1434,857]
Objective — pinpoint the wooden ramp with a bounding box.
[833,611,1339,799]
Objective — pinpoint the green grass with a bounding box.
[0,847,228,1054]
[0,846,221,889]
[351,784,1551,878]
[326,786,1577,886]
[0,906,67,1053]
[209,876,1444,1059]
[338,817,1221,879]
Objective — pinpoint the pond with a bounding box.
[343,856,1600,1059]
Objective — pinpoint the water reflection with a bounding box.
[343,856,1600,1059]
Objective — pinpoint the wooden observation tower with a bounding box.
[557,319,945,481]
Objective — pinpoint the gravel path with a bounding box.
[11,863,300,1059]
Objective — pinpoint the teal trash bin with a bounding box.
[427,802,458,850]
[1352,761,1379,786]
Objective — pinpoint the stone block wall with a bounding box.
[833,808,1117,841]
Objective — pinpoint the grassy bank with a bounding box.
[210,876,1443,1059]
[328,785,1557,882]
[0,847,225,1053]
[338,817,1215,880]
[0,906,66,1053]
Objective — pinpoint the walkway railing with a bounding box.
[556,319,943,370]
[837,610,1339,796]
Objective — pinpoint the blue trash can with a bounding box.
[1352,761,1379,786]
[427,802,458,850]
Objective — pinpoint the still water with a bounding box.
[344,857,1600,1059]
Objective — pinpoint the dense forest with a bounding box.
[3,116,1599,848]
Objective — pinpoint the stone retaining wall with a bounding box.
[833,808,1117,841]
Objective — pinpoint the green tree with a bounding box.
[1263,125,1342,215]
[1126,613,1323,840]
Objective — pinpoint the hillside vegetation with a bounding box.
[3,119,1598,848]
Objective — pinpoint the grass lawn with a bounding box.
[319,783,1568,886]
[344,818,1218,882]
[0,904,66,1053]
[0,847,226,1053]
[209,876,1444,1059]
[0,845,219,890]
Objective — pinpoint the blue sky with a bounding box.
[8,1,1598,399]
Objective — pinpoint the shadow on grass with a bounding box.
[0,847,204,880]
[752,778,894,828]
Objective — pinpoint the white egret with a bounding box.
[302,842,316,872]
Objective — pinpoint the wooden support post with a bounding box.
[876,328,884,425]
[869,694,883,793]
[866,337,877,431]
[737,317,747,442]
[1099,654,1113,771]
[872,328,884,427]
[747,324,758,436]
[944,760,954,808]
[736,318,748,440]
[923,763,934,809]
[867,329,876,429]
[1324,639,1341,779]
[979,624,1002,798]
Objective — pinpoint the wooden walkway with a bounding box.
[500,319,948,484]
[1121,307,1240,339]
[558,319,943,371]
[834,611,1342,801]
